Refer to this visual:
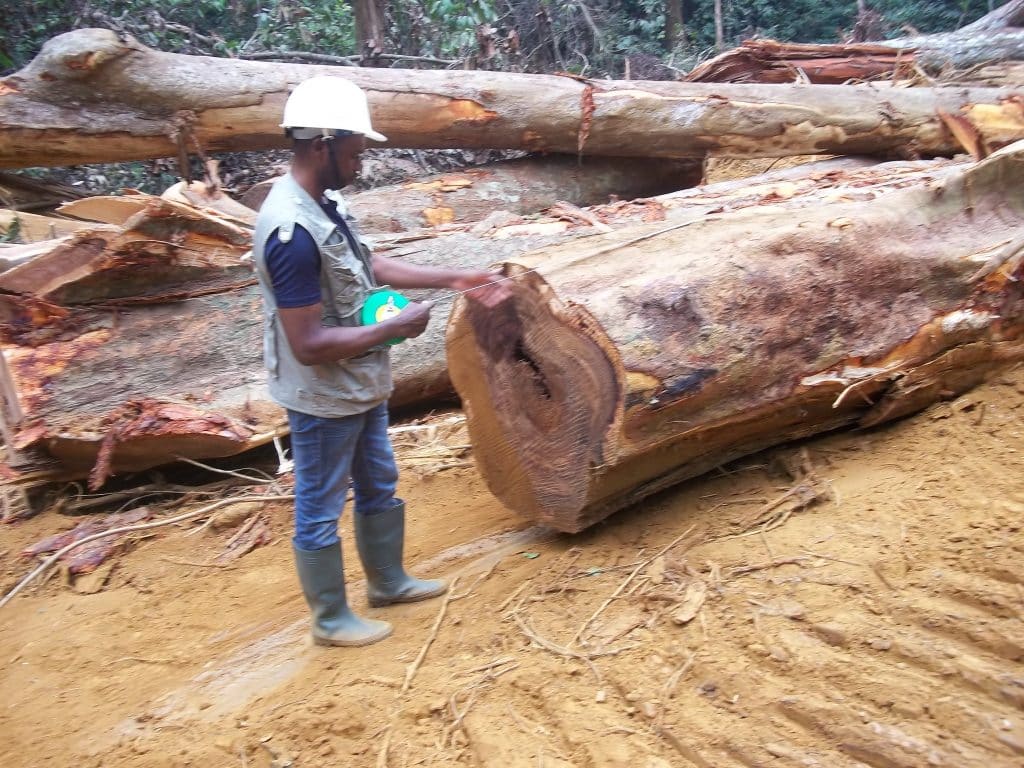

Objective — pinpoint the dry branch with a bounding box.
[402,576,459,694]
[0,494,293,610]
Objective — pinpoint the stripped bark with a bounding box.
[685,37,1024,84]
[446,143,1024,532]
[0,200,251,305]
[2,28,1024,170]
[0,155,971,484]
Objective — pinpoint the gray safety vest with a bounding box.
[252,172,391,417]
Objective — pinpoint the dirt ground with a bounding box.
[2,362,1024,768]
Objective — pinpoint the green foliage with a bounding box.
[388,1,499,59]
[617,0,674,55]
[0,0,1009,76]
[1,0,87,73]
[248,1,356,55]
[871,0,994,34]
[0,216,23,245]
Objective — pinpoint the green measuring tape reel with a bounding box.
[360,288,410,346]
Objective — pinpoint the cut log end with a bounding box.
[447,267,620,531]
[449,146,1024,534]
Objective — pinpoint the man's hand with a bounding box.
[452,270,513,308]
[389,300,433,339]
[450,270,499,293]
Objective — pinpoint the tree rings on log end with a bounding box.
[447,267,620,532]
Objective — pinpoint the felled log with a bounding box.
[3,28,1024,170]
[446,142,1024,533]
[953,62,1024,88]
[241,155,704,232]
[0,199,251,304]
[686,0,1024,84]
[388,155,955,406]
[60,155,701,236]
[685,37,1024,84]
[0,154,960,484]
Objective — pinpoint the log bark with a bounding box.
[686,0,1024,84]
[239,155,704,232]
[446,142,1024,533]
[1,154,953,484]
[957,0,1024,33]
[3,28,1024,170]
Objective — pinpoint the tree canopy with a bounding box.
[1,1,1006,77]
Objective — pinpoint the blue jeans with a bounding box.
[287,403,399,551]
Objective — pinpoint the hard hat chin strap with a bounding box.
[323,134,344,192]
[287,127,355,141]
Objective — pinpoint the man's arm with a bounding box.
[372,254,511,307]
[266,225,432,365]
[278,302,432,366]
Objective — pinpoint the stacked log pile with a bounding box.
[0,154,968,486]
[0,154,701,485]
[2,9,1024,525]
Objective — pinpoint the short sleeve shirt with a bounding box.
[264,199,365,309]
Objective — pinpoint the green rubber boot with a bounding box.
[354,502,448,608]
[293,542,392,647]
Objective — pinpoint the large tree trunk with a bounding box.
[354,0,388,58]
[1,155,956,484]
[957,0,1024,33]
[714,0,725,51]
[446,142,1024,533]
[687,0,1024,84]
[2,29,1023,170]
[665,0,685,50]
[240,155,704,232]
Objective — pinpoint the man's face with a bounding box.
[318,133,366,190]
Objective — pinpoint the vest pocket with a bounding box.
[320,242,367,321]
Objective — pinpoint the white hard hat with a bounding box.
[281,76,387,143]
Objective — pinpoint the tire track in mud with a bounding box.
[408,377,1024,768]
[16,371,1023,767]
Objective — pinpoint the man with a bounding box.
[252,76,504,647]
